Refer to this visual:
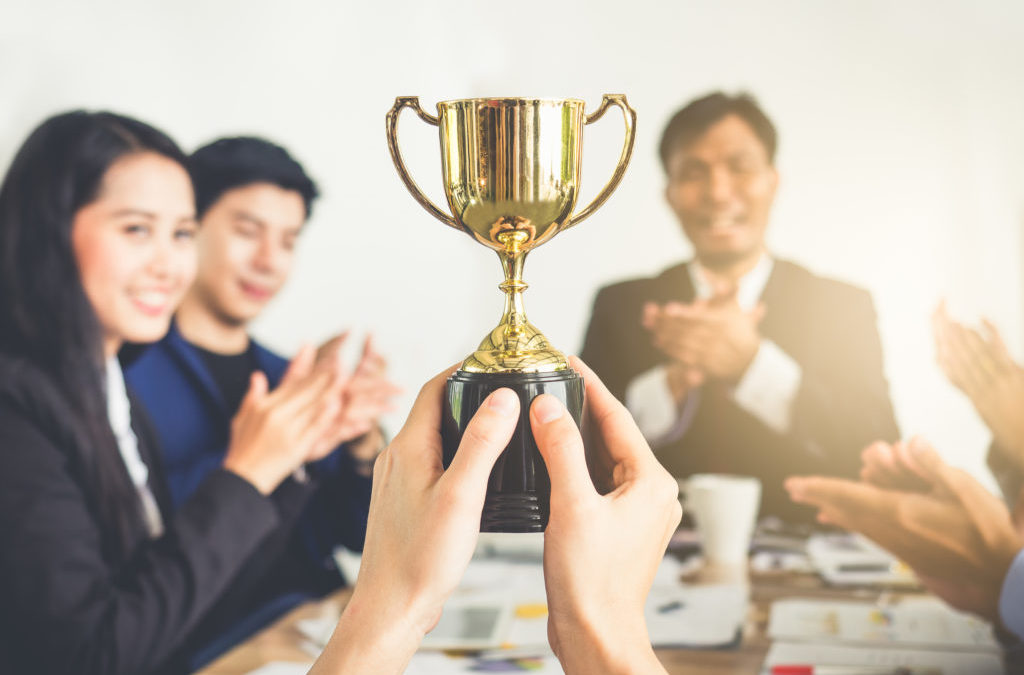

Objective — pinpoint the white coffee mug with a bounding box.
[680,474,761,566]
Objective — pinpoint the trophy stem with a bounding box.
[462,229,567,373]
[498,247,529,342]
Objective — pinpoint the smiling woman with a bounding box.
[0,111,351,675]
[71,152,198,355]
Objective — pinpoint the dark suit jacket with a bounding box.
[0,353,287,674]
[580,259,900,522]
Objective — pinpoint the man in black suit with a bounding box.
[580,92,899,522]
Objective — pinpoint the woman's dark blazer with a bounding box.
[0,353,287,674]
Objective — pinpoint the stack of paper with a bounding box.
[764,598,1004,675]
[763,641,1003,675]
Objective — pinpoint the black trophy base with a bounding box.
[442,369,584,532]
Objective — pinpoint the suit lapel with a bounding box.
[756,260,794,346]
[654,261,697,304]
[163,320,229,414]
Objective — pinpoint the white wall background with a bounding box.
[2,0,1022,485]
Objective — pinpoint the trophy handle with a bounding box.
[386,96,459,230]
[565,94,637,229]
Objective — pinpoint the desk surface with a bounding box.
[197,564,902,675]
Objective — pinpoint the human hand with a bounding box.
[308,332,401,463]
[311,366,519,675]
[787,441,1022,623]
[532,356,680,674]
[934,303,1024,467]
[859,438,937,494]
[644,294,764,383]
[223,345,346,494]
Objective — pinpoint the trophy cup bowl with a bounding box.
[387,95,636,531]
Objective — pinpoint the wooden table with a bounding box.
[198,562,905,674]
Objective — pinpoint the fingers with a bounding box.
[908,444,1014,542]
[278,344,316,388]
[530,394,596,501]
[394,362,461,444]
[642,302,659,329]
[275,365,340,419]
[441,389,520,499]
[859,441,899,486]
[785,475,886,517]
[315,331,351,369]
[569,356,655,473]
[239,371,269,413]
[982,318,1016,370]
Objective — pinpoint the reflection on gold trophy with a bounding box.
[387,96,636,531]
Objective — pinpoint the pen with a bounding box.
[770,666,938,675]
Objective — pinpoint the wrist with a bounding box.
[552,612,661,674]
[311,586,427,674]
[222,457,278,496]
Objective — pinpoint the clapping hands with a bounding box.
[787,439,1022,623]
[310,331,401,463]
[934,302,1024,471]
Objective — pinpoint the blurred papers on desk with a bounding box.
[323,547,747,661]
[762,641,1004,675]
[246,662,312,675]
[768,598,999,650]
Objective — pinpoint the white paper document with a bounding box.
[768,598,999,650]
[645,583,748,648]
[763,641,1004,675]
[245,661,313,675]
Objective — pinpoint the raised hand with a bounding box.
[859,438,940,494]
[308,332,402,463]
[644,294,764,383]
[934,303,1024,469]
[223,345,346,494]
[787,440,1022,623]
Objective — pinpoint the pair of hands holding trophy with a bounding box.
[310,358,682,675]
[307,95,681,673]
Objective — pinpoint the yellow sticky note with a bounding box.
[515,603,548,619]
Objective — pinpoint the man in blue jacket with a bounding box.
[124,136,398,666]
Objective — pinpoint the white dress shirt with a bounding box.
[106,357,165,538]
[624,255,803,447]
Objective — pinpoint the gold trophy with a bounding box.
[386,95,636,531]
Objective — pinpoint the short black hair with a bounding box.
[187,136,319,220]
[659,92,777,172]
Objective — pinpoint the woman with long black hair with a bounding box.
[0,111,346,674]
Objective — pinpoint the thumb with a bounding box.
[280,344,316,387]
[241,371,269,410]
[530,394,595,502]
[441,388,520,499]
